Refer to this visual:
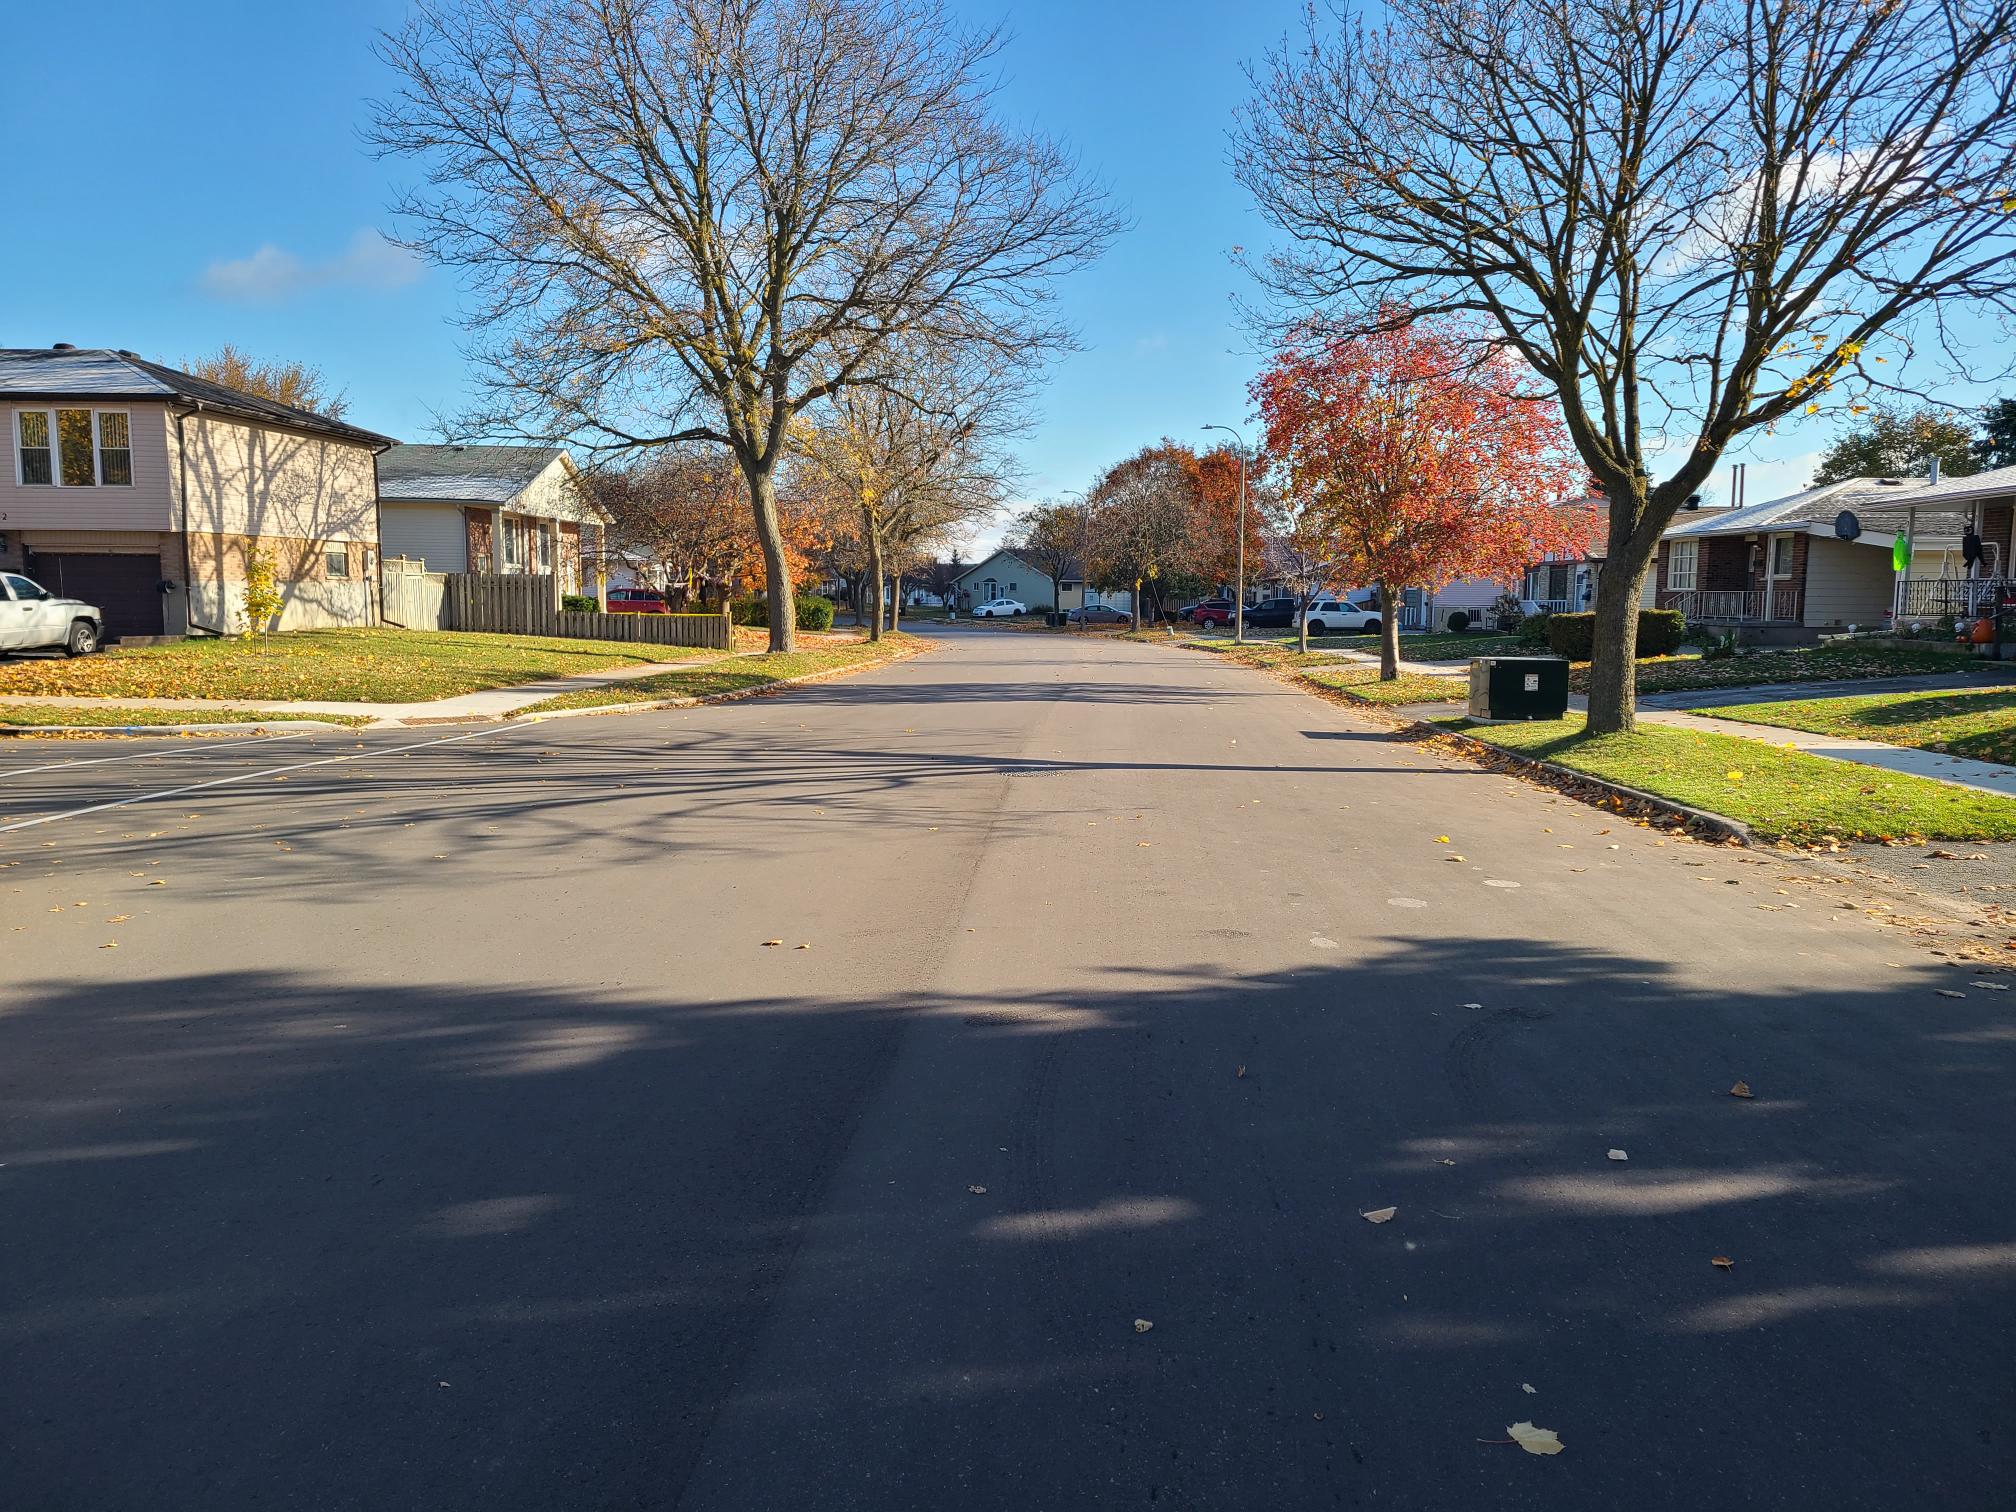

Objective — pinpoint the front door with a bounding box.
[1765,533,1796,619]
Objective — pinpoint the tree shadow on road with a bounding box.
[3,932,2011,1510]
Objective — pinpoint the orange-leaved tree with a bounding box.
[1253,316,1588,678]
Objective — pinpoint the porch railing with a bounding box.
[1895,576,2016,620]
[1658,586,1803,624]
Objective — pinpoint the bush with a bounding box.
[1446,609,1471,633]
[1545,608,1687,660]
[1490,590,1525,631]
[561,594,599,613]
[733,594,836,630]
[1515,611,1553,648]
[1700,627,1743,661]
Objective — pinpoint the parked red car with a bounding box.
[1187,598,1236,628]
[607,588,670,614]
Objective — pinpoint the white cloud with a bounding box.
[200,230,423,302]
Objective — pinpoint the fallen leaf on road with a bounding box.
[107,915,130,923]
[1729,1080,1754,1098]
[1521,1383,1537,1394]
[99,942,117,949]
[1711,1255,1736,1270]
[1134,1318,1154,1333]
[1608,1149,1628,1161]
[1446,855,1466,862]
[795,943,812,950]
[146,881,166,888]
[1507,1422,1564,1456]
[967,1184,988,1195]
[761,939,785,947]
[1235,1065,1247,1078]
[1361,1206,1398,1224]
[1436,835,1450,844]
[1935,989,1967,999]
[1969,981,2009,991]
[1137,841,1151,847]
[1436,1158,1457,1166]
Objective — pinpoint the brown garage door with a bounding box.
[26,554,165,640]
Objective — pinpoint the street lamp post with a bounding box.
[1202,424,1248,643]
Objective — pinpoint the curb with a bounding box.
[510,640,930,724]
[0,719,358,737]
[1424,726,1754,844]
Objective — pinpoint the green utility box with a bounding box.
[1467,656,1570,721]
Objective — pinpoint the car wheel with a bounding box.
[65,619,100,657]
[1307,620,1325,635]
[1014,608,1024,616]
[1362,619,1381,635]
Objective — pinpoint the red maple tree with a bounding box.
[1252,316,1589,677]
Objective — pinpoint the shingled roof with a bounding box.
[0,346,396,447]
[376,443,569,504]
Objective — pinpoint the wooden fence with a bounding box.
[442,572,733,651]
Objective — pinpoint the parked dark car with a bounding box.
[1067,604,1130,625]
[1187,598,1236,627]
[1241,596,1302,629]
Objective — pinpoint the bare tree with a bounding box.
[1257,482,1348,655]
[180,344,348,419]
[588,449,756,605]
[371,0,1120,652]
[1239,0,2016,729]
[792,337,1024,639]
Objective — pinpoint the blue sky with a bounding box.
[0,0,1965,547]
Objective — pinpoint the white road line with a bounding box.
[0,730,327,780]
[0,725,520,835]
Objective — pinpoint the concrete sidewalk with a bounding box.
[0,658,706,728]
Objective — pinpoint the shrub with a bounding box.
[1515,610,1553,648]
[1490,590,1525,631]
[731,597,767,626]
[561,594,598,613]
[797,594,836,631]
[1446,609,1471,633]
[1700,627,1743,661]
[1545,608,1687,660]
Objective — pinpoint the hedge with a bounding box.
[561,594,599,613]
[732,594,836,631]
[1545,608,1687,660]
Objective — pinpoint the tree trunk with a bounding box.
[745,461,796,653]
[1131,579,1142,632]
[1298,594,1310,655]
[1584,556,1650,734]
[890,572,902,634]
[865,521,886,644]
[1377,581,1400,679]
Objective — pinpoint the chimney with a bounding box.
[51,342,75,351]
[1928,455,1941,485]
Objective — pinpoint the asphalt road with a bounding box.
[2,630,2011,1510]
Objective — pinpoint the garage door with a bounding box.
[26,554,165,640]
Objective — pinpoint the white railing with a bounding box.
[1659,586,1802,623]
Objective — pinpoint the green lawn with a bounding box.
[517,637,910,713]
[1697,686,2016,766]
[0,630,697,703]
[1301,666,1468,705]
[1578,642,1981,696]
[1448,715,2016,842]
[0,704,372,729]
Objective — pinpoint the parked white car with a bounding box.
[972,598,1028,618]
[1,573,103,655]
[1300,597,1382,635]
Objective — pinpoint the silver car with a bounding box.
[2,573,103,655]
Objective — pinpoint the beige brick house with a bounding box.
[0,345,395,639]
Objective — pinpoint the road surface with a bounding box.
[2,630,2010,1510]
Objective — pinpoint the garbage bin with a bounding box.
[1468,656,1569,721]
[1046,611,1067,627]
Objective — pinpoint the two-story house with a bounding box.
[0,345,395,639]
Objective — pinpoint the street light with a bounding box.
[1202,423,1248,643]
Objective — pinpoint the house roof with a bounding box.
[950,549,1037,585]
[1661,467,2016,547]
[378,443,570,504]
[0,346,396,448]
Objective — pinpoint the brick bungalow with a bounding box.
[377,444,610,604]
[1651,464,2016,638]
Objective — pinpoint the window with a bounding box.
[1667,539,1698,591]
[326,543,351,578]
[13,407,132,486]
[16,412,51,485]
[4,574,48,601]
[503,517,526,570]
[1770,534,1794,576]
[97,412,131,486]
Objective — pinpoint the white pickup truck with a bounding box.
[2,573,103,655]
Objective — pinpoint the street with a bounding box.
[2,629,2011,1510]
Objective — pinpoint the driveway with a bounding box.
[1,631,2009,1510]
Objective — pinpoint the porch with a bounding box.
[1658,585,1804,625]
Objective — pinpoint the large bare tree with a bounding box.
[1238,0,2016,729]
[371,0,1120,651]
